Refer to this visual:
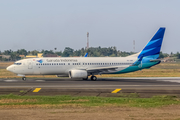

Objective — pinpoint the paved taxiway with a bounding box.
[0,77,180,97]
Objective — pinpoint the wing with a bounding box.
[84,65,130,74]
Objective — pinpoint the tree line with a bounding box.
[0,46,178,61]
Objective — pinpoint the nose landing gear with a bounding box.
[22,77,26,81]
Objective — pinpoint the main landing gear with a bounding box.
[82,76,97,81]
[22,77,26,81]
[91,76,97,81]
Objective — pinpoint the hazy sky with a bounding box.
[0,0,179,53]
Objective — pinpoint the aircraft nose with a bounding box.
[6,65,13,72]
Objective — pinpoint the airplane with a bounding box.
[84,53,88,57]
[6,27,165,81]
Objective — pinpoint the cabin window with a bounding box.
[14,63,22,65]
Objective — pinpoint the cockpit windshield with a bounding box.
[14,63,22,65]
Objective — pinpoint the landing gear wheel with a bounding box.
[83,76,88,80]
[22,77,26,81]
[91,76,97,81]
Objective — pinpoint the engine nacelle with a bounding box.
[69,70,87,79]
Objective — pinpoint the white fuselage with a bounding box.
[7,57,137,76]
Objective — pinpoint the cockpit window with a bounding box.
[14,63,22,65]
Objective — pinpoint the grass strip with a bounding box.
[0,94,179,108]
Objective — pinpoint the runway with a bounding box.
[1,77,180,97]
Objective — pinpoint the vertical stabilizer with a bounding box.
[138,27,165,59]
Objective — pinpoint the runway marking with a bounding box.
[4,80,18,82]
[158,80,180,83]
[33,88,41,92]
[111,89,121,93]
[36,80,45,82]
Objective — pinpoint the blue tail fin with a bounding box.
[84,53,88,57]
[138,27,166,59]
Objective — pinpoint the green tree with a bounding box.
[55,51,62,56]
[30,50,39,55]
[4,50,12,55]
[176,52,180,59]
[17,49,28,55]
[62,47,74,57]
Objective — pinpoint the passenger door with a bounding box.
[28,60,33,69]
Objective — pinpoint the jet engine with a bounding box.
[69,70,87,79]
